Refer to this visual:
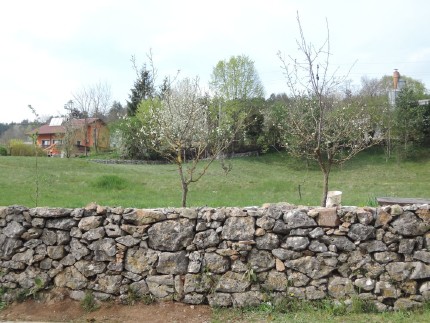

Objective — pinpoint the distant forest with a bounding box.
[0,121,42,144]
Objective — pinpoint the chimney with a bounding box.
[393,69,400,89]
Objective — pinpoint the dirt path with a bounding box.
[0,299,213,322]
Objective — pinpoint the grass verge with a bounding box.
[211,298,430,323]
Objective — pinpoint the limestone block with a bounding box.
[148,219,194,251]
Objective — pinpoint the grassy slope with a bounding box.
[0,148,429,208]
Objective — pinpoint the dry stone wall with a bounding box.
[1,203,430,310]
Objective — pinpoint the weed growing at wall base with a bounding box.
[0,287,7,311]
[365,194,378,207]
[125,287,141,305]
[81,291,99,312]
[349,295,378,314]
[140,293,155,305]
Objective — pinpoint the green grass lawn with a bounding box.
[0,148,429,208]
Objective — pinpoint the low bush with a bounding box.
[9,140,44,156]
[92,175,127,190]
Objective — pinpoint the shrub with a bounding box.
[9,140,44,156]
[0,146,7,156]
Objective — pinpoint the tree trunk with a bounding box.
[93,127,98,153]
[316,152,331,207]
[181,182,188,208]
[321,170,330,207]
[177,162,188,207]
[385,128,391,162]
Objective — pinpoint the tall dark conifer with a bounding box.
[126,65,154,116]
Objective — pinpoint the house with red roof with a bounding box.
[28,117,109,156]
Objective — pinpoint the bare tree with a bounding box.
[278,13,381,206]
[91,82,112,118]
[72,81,112,154]
[359,76,386,98]
[61,101,79,158]
[61,121,78,158]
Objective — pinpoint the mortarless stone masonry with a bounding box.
[1,202,430,310]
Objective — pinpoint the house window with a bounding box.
[76,140,81,146]
[41,140,50,146]
[53,140,62,145]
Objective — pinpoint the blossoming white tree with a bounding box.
[142,76,239,207]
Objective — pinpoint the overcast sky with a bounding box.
[1,0,429,123]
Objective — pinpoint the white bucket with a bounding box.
[326,191,342,207]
